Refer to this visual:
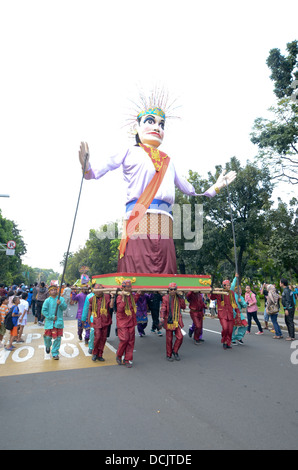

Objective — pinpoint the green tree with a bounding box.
[251,40,298,185]
[266,40,298,99]
[61,222,120,284]
[0,209,27,285]
[174,158,274,284]
[266,198,298,278]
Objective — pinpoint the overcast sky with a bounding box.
[0,0,297,275]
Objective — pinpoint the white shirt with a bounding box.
[18,299,29,325]
[63,287,72,300]
[84,146,215,219]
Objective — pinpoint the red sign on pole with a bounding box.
[7,240,16,249]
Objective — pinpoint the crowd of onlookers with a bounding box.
[0,282,73,349]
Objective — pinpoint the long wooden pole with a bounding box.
[54,150,89,318]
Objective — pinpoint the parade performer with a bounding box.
[186,291,206,345]
[82,289,95,354]
[78,87,237,274]
[116,280,141,368]
[148,292,163,336]
[211,280,239,349]
[230,275,248,345]
[136,293,150,337]
[72,286,89,343]
[42,285,67,360]
[88,284,114,362]
[160,283,186,361]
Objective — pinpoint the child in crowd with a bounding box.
[0,296,9,347]
[5,296,20,351]
[17,292,29,343]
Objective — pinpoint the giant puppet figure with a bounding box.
[78,89,236,274]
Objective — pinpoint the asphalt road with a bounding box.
[0,305,297,451]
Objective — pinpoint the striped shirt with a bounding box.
[0,304,9,323]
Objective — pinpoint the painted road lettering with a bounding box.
[0,320,116,376]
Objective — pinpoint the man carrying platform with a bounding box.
[211,280,240,350]
[116,280,141,368]
[88,284,114,362]
[160,283,186,361]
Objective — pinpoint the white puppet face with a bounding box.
[136,114,165,148]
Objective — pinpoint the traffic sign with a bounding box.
[7,240,16,249]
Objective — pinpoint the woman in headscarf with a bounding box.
[266,284,283,339]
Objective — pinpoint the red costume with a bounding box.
[186,291,206,342]
[116,292,140,365]
[210,290,239,347]
[160,294,186,358]
[89,294,112,359]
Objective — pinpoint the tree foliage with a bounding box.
[61,223,120,285]
[251,40,298,185]
[174,157,274,284]
[0,209,27,285]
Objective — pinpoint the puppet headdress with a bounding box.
[124,83,181,132]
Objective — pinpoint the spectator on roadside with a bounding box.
[266,284,283,339]
[62,283,72,317]
[7,291,15,309]
[5,296,20,351]
[261,283,269,329]
[27,287,33,310]
[36,282,48,325]
[209,298,217,318]
[0,296,9,347]
[17,292,29,343]
[280,278,296,341]
[245,285,263,335]
[32,282,38,323]
[0,284,7,297]
[289,285,297,308]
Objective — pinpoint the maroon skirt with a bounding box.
[117,235,177,274]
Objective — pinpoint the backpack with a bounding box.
[4,308,14,331]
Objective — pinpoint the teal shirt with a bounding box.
[42,296,67,329]
[81,292,94,322]
[231,277,247,319]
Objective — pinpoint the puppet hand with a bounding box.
[79,142,90,171]
[215,170,237,190]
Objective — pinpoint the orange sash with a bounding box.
[119,144,170,259]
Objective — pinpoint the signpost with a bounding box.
[5,240,16,256]
[7,240,16,249]
[0,240,16,255]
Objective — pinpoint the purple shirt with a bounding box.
[72,292,88,319]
